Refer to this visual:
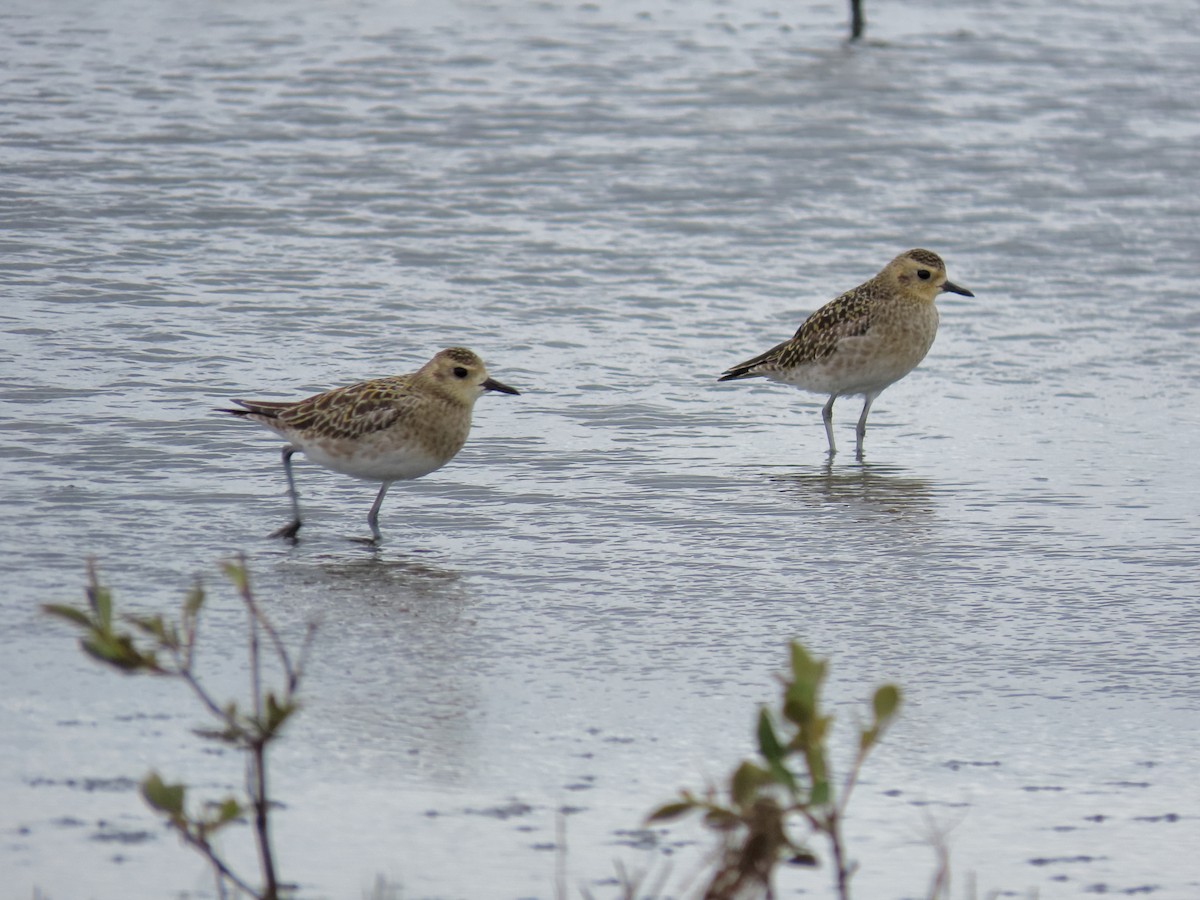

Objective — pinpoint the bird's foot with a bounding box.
[348,535,381,550]
[271,520,303,541]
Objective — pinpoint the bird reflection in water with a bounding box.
[768,461,938,519]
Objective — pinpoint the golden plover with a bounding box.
[221,347,519,543]
[719,249,972,459]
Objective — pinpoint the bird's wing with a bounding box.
[720,289,875,378]
[275,376,427,440]
[774,291,874,368]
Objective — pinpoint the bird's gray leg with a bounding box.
[365,481,393,544]
[822,395,838,456]
[855,392,880,461]
[270,445,303,540]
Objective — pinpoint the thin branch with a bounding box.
[228,555,281,900]
[247,739,278,899]
[244,581,298,691]
[793,804,824,835]
[178,667,251,742]
[288,621,319,696]
[838,745,870,818]
[242,565,264,728]
[825,806,852,900]
[181,580,202,672]
[174,826,260,898]
[231,552,298,694]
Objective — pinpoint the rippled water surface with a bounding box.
[3,0,1199,897]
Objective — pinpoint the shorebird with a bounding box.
[221,347,519,543]
[719,249,972,459]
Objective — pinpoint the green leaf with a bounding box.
[81,633,146,672]
[87,575,113,630]
[782,694,806,727]
[756,708,785,767]
[141,772,185,817]
[264,692,296,732]
[221,560,247,594]
[213,797,243,825]
[809,713,831,748]
[730,761,771,807]
[797,721,830,806]
[789,642,815,678]
[198,796,244,835]
[41,603,94,629]
[782,645,827,727]
[810,778,831,807]
[788,643,826,692]
[646,800,696,823]
[702,807,739,831]
[755,708,800,793]
[872,684,901,723]
[859,725,879,753]
[128,614,168,643]
[183,583,205,618]
[194,725,246,746]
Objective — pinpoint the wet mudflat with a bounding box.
[2,0,1198,897]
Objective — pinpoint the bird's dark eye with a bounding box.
[453,366,469,379]
[917,269,931,280]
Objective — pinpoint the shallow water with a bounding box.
[2,0,1199,897]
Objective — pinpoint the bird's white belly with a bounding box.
[773,356,911,396]
[772,328,935,397]
[301,438,448,482]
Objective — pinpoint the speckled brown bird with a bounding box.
[719,249,973,459]
[221,347,519,544]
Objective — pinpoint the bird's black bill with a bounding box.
[942,280,974,297]
[483,377,520,395]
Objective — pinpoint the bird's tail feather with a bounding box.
[717,365,759,382]
[216,398,289,418]
[718,341,786,381]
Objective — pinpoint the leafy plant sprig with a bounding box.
[648,642,901,900]
[44,556,315,900]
